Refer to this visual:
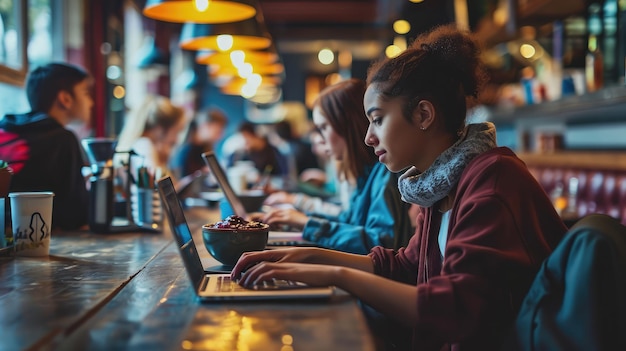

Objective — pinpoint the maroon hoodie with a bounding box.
[369,147,567,351]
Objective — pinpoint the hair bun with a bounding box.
[411,25,486,98]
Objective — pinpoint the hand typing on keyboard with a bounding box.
[231,247,336,289]
[258,207,309,230]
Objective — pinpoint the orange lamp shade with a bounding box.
[143,0,256,24]
[219,75,282,87]
[220,81,278,97]
[182,35,271,51]
[180,18,271,51]
[196,50,279,66]
[210,62,284,76]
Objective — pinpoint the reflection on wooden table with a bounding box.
[0,207,375,351]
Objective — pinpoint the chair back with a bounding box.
[505,214,626,351]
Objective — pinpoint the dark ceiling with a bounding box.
[257,0,453,57]
[257,0,590,47]
[133,0,589,54]
[259,0,402,41]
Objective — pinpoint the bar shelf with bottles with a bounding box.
[481,1,626,224]
[487,0,626,155]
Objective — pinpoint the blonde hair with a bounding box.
[117,95,185,152]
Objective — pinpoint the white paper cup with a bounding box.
[9,192,54,256]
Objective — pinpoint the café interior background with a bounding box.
[1,0,626,154]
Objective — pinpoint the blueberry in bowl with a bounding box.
[202,215,269,266]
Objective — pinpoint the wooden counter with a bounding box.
[0,208,376,351]
[519,151,626,171]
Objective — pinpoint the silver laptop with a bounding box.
[201,151,318,247]
[157,176,334,301]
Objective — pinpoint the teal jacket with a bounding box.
[302,162,412,254]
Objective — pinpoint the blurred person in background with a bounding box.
[265,128,351,217]
[228,121,288,178]
[116,95,186,223]
[269,119,320,189]
[259,78,413,254]
[170,107,228,179]
[0,62,92,230]
[116,95,187,177]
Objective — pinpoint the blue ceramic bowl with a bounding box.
[201,222,269,266]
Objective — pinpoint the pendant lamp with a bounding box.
[220,79,280,100]
[143,0,256,24]
[196,49,279,66]
[246,84,282,105]
[210,62,284,77]
[220,83,271,96]
[216,75,282,89]
[179,15,271,51]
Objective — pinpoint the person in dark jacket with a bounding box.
[0,62,92,230]
[231,26,567,350]
[272,119,320,180]
[228,121,288,178]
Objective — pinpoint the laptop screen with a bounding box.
[201,151,248,218]
[157,176,205,290]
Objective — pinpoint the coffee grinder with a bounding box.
[82,138,145,233]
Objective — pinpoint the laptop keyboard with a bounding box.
[216,276,308,291]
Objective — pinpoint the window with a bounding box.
[0,0,28,85]
[0,0,55,85]
[0,0,56,117]
[27,0,54,68]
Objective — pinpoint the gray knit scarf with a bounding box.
[398,122,497,207]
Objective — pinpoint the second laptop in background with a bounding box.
[201,151,319,247]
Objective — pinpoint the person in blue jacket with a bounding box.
[260,79,413,254]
